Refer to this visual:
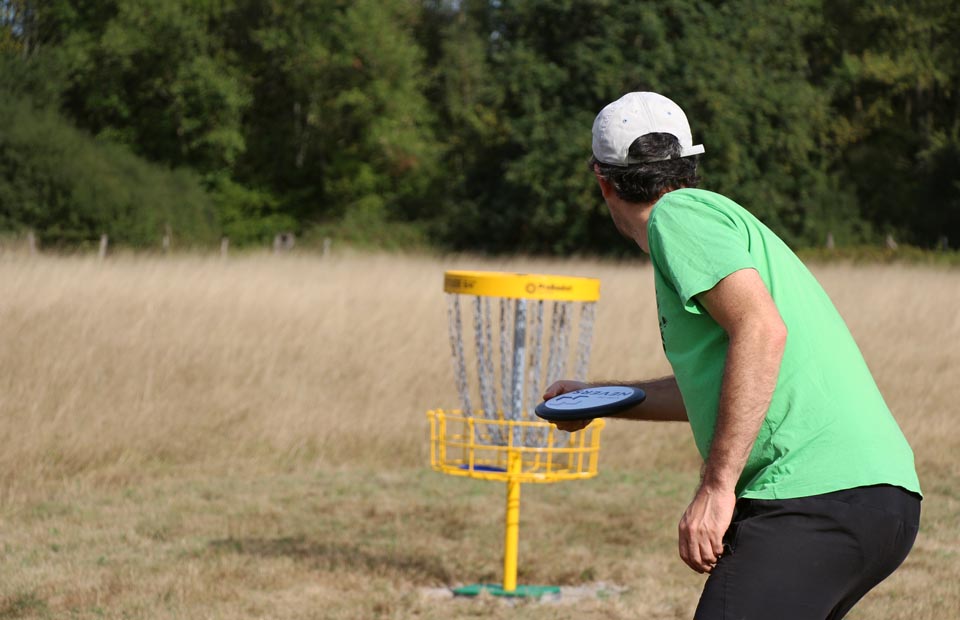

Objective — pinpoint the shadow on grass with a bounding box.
[209,536,453,583]
[0,591,48,619]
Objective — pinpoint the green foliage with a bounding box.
[54,0,251,174]
[0,51,66,109]
[303,197,431,251]
[236,0,438,227]
[0,95,219,247]
[422,0,867,253]
[423,0,960,254]
[665,0,850,246]
[208,175,294,246]
[819,0,960,246]
[426,0,679,255]
[1,0,958,254]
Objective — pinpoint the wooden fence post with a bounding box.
[273,232,295,253]
[26,230,37,255]
[99,234,109,260]
[220,237,229,258]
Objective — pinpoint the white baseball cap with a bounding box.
[592,92,705,165]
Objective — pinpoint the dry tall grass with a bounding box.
[0,250,957,619]
[0,250,684,500]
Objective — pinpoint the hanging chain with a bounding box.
[546,301,573,385]
[545,301,561,388]
[499,297,513,423]
[447,294,472,415]
[510,299,527,446]
[574,301,596,382]
[474,296,496,418]
[481,296,503,444]
[447,291,597,451]
[470,296,498,445]
[526,300,544,419]
[557,301,572,381]
[526,300,547,445]
[482,297,497,415]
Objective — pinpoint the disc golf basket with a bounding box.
[427,270,604,597]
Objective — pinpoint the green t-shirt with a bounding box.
[648,188,921,499]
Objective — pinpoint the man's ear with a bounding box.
[593,164,615,200]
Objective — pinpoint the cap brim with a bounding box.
[624,144,705,164]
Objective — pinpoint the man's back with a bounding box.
[649,188,921,499]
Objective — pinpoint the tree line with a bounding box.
[1,0,958,255]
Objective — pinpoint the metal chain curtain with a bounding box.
[446,293,597,448]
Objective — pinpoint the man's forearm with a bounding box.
[586,376,687,422]
[701,325,786,491]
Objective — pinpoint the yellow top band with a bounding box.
[444,270,600,301]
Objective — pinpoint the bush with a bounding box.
[0,95,219,248]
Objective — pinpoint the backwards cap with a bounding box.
[592,92,704,165]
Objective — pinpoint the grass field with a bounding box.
[0,250,958,619]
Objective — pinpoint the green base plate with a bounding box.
[452,584,561,599]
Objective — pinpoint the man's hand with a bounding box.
[542,380,591,432]
[542,379,589,400]
[678,483,736,574]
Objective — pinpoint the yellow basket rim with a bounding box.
[443,270,600,301]
[427,409,604,482]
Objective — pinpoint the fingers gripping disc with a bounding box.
[535,386,646,422]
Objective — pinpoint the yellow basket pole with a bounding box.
[502,448,522,592]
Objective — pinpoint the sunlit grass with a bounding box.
[0,251,957,618]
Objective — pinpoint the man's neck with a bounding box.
[610,196,658,253]
[634,200,658,253]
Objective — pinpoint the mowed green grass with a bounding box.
[0,251,958,619]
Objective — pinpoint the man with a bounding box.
[545,92,921,619]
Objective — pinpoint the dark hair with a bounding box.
[589,133,701,203]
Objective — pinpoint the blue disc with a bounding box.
[534,385,646,421]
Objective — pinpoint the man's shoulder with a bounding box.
[651,188,747,229]
[658,188,742,211]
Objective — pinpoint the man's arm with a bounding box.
[543,376,687,422]
[677,268,787,574]
[542,375,687,432]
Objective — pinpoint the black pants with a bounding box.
[694,484,920,620]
